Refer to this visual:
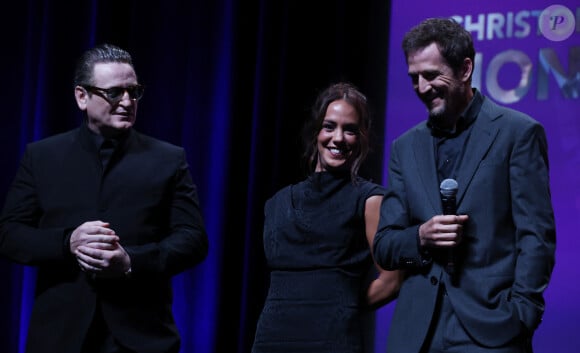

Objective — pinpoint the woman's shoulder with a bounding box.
[353,177,386,197]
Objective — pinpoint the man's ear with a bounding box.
[461,57,473,83]
[74,86,88,111]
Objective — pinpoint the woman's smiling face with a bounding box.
[315,99,360,172]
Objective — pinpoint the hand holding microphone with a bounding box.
[417,179,468,274]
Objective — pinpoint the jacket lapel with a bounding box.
[412,126,441,214]
[455,99,501,206]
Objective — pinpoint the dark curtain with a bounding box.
[0,1,390,352]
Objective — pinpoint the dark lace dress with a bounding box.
[252,172,385,353]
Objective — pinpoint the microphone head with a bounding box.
[440,178,458,197]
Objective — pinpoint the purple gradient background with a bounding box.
[376,1,580,352]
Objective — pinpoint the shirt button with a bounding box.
[430,276,438,285]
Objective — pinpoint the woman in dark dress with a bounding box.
[252,82,402,353]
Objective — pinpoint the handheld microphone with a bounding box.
[440,178,458,275]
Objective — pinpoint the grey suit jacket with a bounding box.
[0,124,209,353]
[374,92,556,353]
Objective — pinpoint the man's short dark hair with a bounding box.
[74,43,135,87]
[402,18,475,78]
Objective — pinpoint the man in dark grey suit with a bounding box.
[374,18,555,353]
[0,44,209,353]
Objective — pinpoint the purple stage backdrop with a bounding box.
[377,1,579,352]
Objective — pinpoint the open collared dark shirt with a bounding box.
[428,89,483,182]
[85,124,130,169]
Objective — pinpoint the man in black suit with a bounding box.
[0,44,209,353]
[374,18,556,353]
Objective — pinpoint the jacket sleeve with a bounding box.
[0,146,74,265]
[374,138,432,271]
[509,122,556,331]
[124,149,209,277]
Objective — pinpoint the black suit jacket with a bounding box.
[0,124,209,353]
[374,92,556,353]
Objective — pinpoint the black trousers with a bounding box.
[81,307,134,353]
